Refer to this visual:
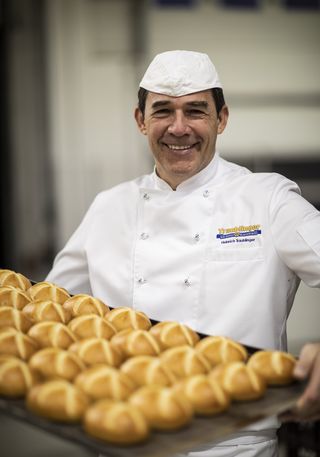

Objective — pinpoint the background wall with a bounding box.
[46,0,320,249]
[0,2,319,455]
[1,0,319,353]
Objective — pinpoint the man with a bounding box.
[47,50,320,456]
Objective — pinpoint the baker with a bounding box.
[47,50,320,456]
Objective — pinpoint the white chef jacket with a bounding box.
[47,153,320,456]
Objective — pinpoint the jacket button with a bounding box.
[138,277,147,285]
[184,278,191,287]
[143,193,150,200]
[194,233,200,242]
[203,190,210,198]
[140,232,149,240]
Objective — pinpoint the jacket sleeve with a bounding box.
[269,174,320,287]
[46,196,100,295]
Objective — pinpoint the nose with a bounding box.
[167,112,190,136]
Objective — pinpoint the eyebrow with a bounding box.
[186,101,209,109]
[151,100,209,110]
[151,100,171,109]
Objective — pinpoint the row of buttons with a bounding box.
[140,232,201,242]
[143,190,210,200]
[137,277,192,287]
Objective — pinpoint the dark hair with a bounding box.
[137,87,226,117]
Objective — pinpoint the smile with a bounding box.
[165,143,197,151]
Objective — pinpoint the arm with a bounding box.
[268,176,320,420]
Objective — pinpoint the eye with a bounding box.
[153,109,171,118]
[187,109,206,117]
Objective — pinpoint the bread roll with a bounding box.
[68,314,116,340]
[69,338,123,367]
[0,269,31,291]
[22,300,72,324]
[29,347,85,381]
[115,329,161,358]
[27,379,90,422]
[120,355,177,387]
[75,365,136,400]
[63,294,109,318]
[149,321,200,349]
[0,355,40,397]
[209,361,266,401]
[84,398,149,444]
[105,307,151,331]
[0,306,33,333]
[175,374,230,416]
[0,286,31,310]
[195,336,248,367]
[28,321,77,349]
[247,350,296,385]
[110,328,134,355]
[0,327,38,360]
[160,345,211,378]
[28,281,70,304]
[129,385,193,431]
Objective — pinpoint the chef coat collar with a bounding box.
[153,152,220,192]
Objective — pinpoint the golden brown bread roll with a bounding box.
[69,338,123,367]
[195,336,248,367]
[105,307,151,331]
[160,345,211,379]
[0,327,38,360]
[75,365,136,400]
[0,286,31,310]
[29,347,85,381]
[113,329,161,358]
[28,321,77,349]
[63,294,109,318]
[209,361,266,401]
[174,374,230,416]
[110,328,134,355]
[0,355,41,397]
[129,385,193,431]
[149,321,200,349]
[247,350,296,385]
[28,281,70,304]
[0,306,33,333]
[22,300,72,324]
[68,314,116,340]
[84,398,149,444]
[0,269,32,291]
[120,355,177,387]
[27,379,90,422]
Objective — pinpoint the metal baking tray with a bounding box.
[0,285,304,455]
[0,380,304,457]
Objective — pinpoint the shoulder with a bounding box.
[250,173,301,204]
[219,156,300,193]
[91,174,152,209]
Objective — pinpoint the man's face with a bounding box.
[135,90,228,189]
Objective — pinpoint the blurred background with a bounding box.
[0,0,319,455]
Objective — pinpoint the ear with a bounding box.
[134,107,147,135]
[217,105,229,134]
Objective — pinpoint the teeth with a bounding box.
[167,144,192,150]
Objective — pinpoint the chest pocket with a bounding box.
[206,246,264,262]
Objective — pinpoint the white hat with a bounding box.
[139,50,222,97]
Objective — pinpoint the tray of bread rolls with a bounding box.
[0,269,304,457]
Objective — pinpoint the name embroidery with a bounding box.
[216,224,261,244]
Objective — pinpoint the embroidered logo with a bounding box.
[216,224,261,244]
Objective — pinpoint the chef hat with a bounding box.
[139,50,222,97]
